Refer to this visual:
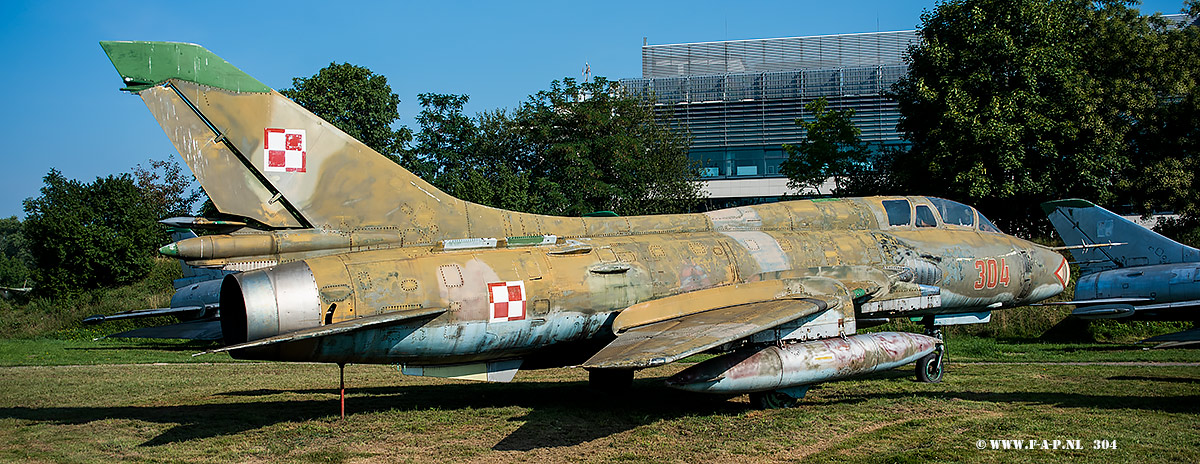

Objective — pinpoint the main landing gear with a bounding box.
[917,317,945,383]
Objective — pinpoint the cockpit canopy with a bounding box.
[880,197,1002,233]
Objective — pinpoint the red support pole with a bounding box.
[339,363,346,419]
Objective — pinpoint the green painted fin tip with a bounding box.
[1040,199,1097,216]
[100,41,271,93]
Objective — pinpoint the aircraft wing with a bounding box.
[582,278,847,369]
[581,298,835,369]
[196,307,448,356]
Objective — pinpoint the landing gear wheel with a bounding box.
[915,349,944,383]
[749,391,800,409]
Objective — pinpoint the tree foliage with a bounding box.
[781,98,872,195]
[0,217,31,288]
[281,63,413,163]
[890,0,1198,233]
[22,170,163,297]
[1123,0,1200,219]
[411,78,701,216]
[132,157,203,218]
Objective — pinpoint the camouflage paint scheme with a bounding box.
[102,41,1068,397]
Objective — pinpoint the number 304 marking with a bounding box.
[974,258,1010,290]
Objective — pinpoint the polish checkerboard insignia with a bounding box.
[487,281,526,322]
[264,128,306,172]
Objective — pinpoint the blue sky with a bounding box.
[0,0,1189,218]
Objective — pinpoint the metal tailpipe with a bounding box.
[219,261,322,358]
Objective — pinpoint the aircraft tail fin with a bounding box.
[1042,199,1200,275]
[101,41,465,232]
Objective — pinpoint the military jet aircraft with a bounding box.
[100,41,1067,408]
[1042,199,1200,347]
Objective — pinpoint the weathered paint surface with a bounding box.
[105,42,1069,392]
[666,332,940,393]
[219,199,1065,367]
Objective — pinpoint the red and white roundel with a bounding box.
[264,128,306,172]
[488,281,526,323]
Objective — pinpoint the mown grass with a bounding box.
[0,360,1196,463]
[1,256,1197,462]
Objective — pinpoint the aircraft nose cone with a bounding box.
[1025,247,1069,304]
[1053,254,1070,288]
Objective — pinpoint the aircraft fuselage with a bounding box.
[222,197,1066,367]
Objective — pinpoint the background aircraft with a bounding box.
[85,220,359,340]
[98,41,1068,408]
[84,227,229,340]
[1042,199,1200,347]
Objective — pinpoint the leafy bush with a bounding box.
[23,170,164,297]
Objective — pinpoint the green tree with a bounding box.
[1123,0,1200,219]
[781,97,872,195]
[23,170,163,297]
[890,0,1187,233]
[513,77,701,216]
[412,94,533,210]
[132,157,203,218]
[280,63,413,166]
[412,78,701,216]
[0,217,31,288]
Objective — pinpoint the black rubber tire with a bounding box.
[915,351,944,383]
[749,391,800,409]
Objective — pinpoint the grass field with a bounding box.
[0,337,1197,463]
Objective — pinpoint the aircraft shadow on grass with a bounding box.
[817,388,1200,414]
[1105,375,1200,385]
[0,378,744,450]
[3,369,1196,450]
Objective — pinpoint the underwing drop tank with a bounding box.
[666,332,940,394]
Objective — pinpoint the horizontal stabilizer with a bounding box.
[196,307,447,356]
[84,305,209,324]
[109,319,223,341]
[1141,328,1200,348]
[582,296,835,369]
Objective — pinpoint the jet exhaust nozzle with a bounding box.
[666,332,940,394]
[219,261,322,358]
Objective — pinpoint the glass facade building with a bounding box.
[621,30,919,200]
